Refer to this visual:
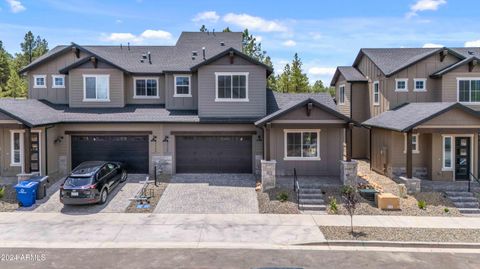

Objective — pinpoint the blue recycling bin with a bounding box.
[14,181,39,207]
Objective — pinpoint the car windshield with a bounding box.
[64,176,94,187]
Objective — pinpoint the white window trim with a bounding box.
[373,81,380,106]
[403,133,420,154]
[51,75,65,88]
[173,75,192,97]
[457,77,480,104]
[33,75,47,88]
[82,74,110,102]
[10,130,25,167]
[133,77,160,99]
[442,135,453,171]
[413,78,427,92]
[395,78,408,92]
[440,134,474,181]
[338,84,345,105]
[283,129,321,161]
[214,72,249,102]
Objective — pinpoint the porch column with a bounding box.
[406,130,413,178]
[265,123,271,161]
[346,122,353,162]
[23,127,31,174]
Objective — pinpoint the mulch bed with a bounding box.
[257,188,300,214]
[320,226,480,243]
[125,177,169,213]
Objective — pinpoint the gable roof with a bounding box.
[255,90,350,126]
[431,56,480,77]
[330,66,368,86]
[20,32,243,74]
[362,102,480,132]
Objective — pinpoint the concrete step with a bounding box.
[459,208,480,214]
[298,193,324,199]
[298,184,324,189]
[445,191,474,197]
[299,188,323,194]
[299,198,325,205]
[300,210,327,215]
[453,202,480,208]
[448,196,479,202]
[299,204,326,211]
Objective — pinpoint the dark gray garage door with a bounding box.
[176,136,252,173]
[71,135,149,173]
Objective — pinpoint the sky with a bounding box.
[1,0,479,84]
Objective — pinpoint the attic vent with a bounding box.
[192,51,198,56]
[220,41,225,46]
[142,53,147,59]
[468,51,475,55]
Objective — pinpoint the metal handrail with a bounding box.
[469,172,480,193]
[294,168,300,209]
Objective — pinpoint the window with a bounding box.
[174,75,191,97]
[339,85,345,104]
[395,79,408,92]
[373,81,380,105]
[33,75,46,88]
[284,130,320,160]
[83,75,110,101]
[458,78,480,103]
[404,133,420,154]
[52,75,65,88]
[443,136,453,170]
[134,77,158,98]
[10,130,24,166]
[414,79,426,92]
[215,72,248,101]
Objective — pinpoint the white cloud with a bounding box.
[223,13,288,32]
[308,67,336,76]
[102,30,172,44]
[309,32,323,40]
[6,0,25,13]
[465,40,480,47]
[115,19,123,24]
[282,40,296,47]
[422,43,443,48]
[406,0,446,18]
[192,11,220,23]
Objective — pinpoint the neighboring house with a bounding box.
[331,47,480,182]
[0,32,351,182]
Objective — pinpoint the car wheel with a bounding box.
[99,188,108,204]
[120,170,127,182]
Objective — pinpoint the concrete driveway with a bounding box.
[17,174,147,214]
[154,174,259,214]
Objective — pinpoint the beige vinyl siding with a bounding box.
[0,125,24,177]
[441,64,480,110]
[165,73,198,110]
[124,74,165,105]
[68,68,125,108]
[335,74,350,117]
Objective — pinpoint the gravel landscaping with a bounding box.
[320,226,480,243]
[126,176,169,213]
[257,188,300,214]
[322,159,461,216]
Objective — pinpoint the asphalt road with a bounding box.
[1,248,480,269]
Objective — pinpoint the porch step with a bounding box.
[445,191,474,197]
[298,193,324,199]
[448,196,478,202]
[299,188,323,194]
[453,202,480,208]
[299,198,325,205]
[299,204,327,211]
[445,191,480,215]
[458,208,480,214]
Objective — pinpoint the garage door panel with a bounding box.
[176,136,252,173]
[71,136,148,173]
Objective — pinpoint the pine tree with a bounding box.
[290,53,309,93]
[264,56,277,90]
[4,61,27,98]
[277,64,292,93]
[242,29,266,62]
[311,80,325,93]
[222,27,232,32]
[199,25,208,32]
[0,41,11,93]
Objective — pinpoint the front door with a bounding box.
[455,137,471,181]
[30,132,40,173]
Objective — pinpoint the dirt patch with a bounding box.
[125,176,169,213]
[320,226,480,243]
[257,188,300,214]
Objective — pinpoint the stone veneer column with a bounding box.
[261,160,276,191]
[340,160,358,187]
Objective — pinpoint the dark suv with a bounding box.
[60,161,127,205]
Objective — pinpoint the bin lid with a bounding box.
[15,180,39,189]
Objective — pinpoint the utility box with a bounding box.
[375,192,400,210]
[29,176,49,200]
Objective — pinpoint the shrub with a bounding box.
[0,186,4,199]
[328,196,338,214]
[418,200,427,210]
[277,192,289,202]
[444,208,450,213]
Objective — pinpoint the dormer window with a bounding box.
[174,75,191,97]
[339,85,345,104]
[52,75,65,88]
[215,72,249,102]
[395,79,408,92]
[134,77,158,98]
[33,75,46,88]
[414,79,426,92]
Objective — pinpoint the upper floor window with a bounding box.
[52,75,65,88]
[414,79,426,92]
[215,72,248,102]
[373,81,380,106]
[284,129,321,160]
[134,77,158,98]
[83,75,109,102]
[395,79,408,92]
[33,75,46,88]
[339,85,345,104]
[458,78,480,103]
[174,75,191,97]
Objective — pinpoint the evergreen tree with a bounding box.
[222,27,232,32]
[264,56,276,90]
[277,64,291,93]
[0,41,11,93]
[311,80,325,93]
[199,25,208,32]
[4,61,27,98]
[290,53,309,93]
[242,29,266,62]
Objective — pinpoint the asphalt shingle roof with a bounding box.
[330,66,368,86]
[362,102,476,132]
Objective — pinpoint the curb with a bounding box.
[298,240,480,249]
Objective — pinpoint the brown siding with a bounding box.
[165,73,198,110]
[334,74,350,117]
[420,108,480,126]
[124,75,165,105]
[441,65,480,110]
